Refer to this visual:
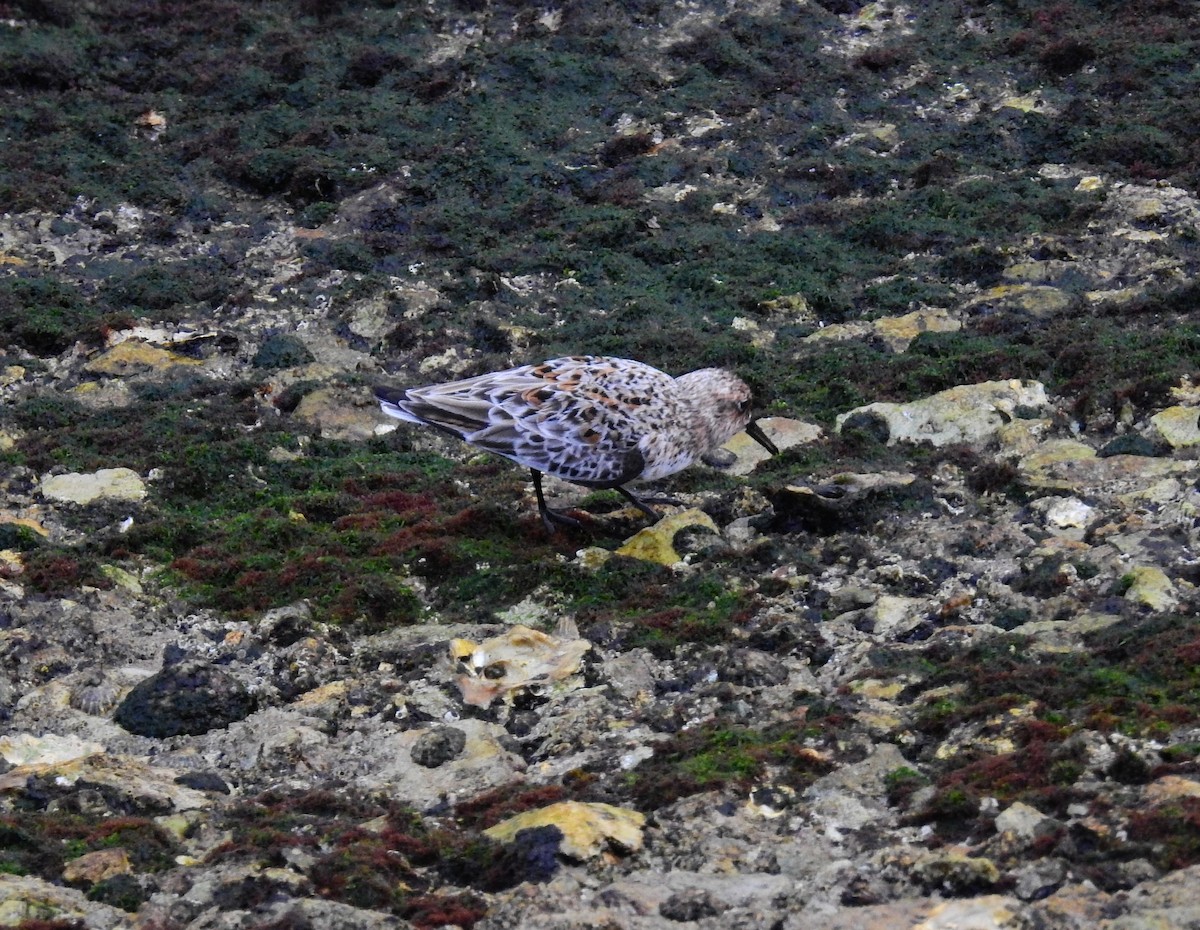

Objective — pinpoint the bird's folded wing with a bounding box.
[469,418,645,488]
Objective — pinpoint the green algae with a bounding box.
[0,276,100,356]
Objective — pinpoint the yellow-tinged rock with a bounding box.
[61,848,132,884]
[804,320,873,345]
[1169,376,1200,405]
[851,678,905,701]
[804,308,961,354]
[484,801,645,859]
[0,517,49,538]
[84,341,203,375]
[871,308,961,352]
[856,710,905,735]
[292,680,351,709]
[994,418,1049,455]
[1076,176,1104,192]
[1018,439,1097,488]
[1130,197,1167,220]
[1150,405,1200,448]
[1001,94,1053,114]
[1123,565,1178,611]
[616,507,717,565]
[576,546,613,570]
[0,749,211,812]
[972,283,1073,317]
[155,813,199,843]
[759,293,814,321]
[912,848,1002,889]
[0,549,22,574]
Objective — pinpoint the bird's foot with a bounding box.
[540,505,585,535]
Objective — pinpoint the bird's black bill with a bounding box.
[745,420,779,455]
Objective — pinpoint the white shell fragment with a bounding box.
[449,619,591,709]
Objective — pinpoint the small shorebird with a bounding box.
[374,355,778,531]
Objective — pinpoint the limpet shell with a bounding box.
[69,673,123,715]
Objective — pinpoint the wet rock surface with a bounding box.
[3,1,1200,928]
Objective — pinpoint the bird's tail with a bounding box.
[373,386,425,424]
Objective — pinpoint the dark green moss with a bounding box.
[252,334,315,369]
[0,523,44,552]
[0,276,99,356]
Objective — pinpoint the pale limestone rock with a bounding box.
[837,380,1048,447]
[0,732,104,767]
[40,467,145,505]
[1123,565,1178,611]
[1041,496,1095,529]
[995,801,1053,840]
[1149,405,1200,448]
[484,800,645,859]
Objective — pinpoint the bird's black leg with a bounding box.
[615,485,671,522]
[532,469,583,533]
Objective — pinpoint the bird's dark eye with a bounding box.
[737,398,753,413]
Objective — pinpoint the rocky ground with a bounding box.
[2,0,1200,928]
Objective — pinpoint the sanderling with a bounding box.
[374,355,778,531]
